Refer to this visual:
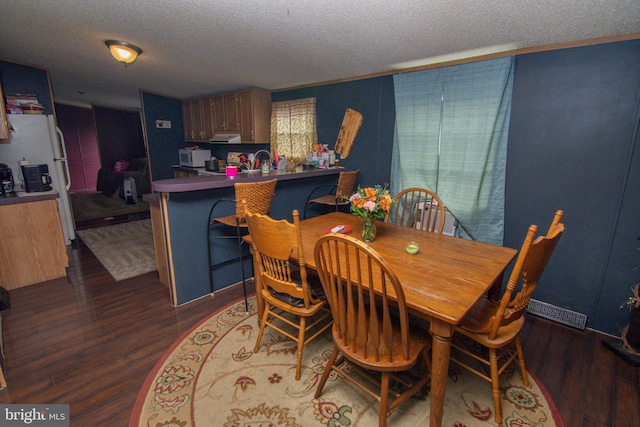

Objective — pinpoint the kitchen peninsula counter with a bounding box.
[155,167,341,193]
[148,168,343,306]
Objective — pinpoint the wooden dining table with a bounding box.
[250,211,517,427]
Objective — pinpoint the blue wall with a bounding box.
[505,40,640,336]
[272,76,396,188]
[0,60,54,115]
[141,92,185,181]
[141,39,640,335]
[272,40,640,336]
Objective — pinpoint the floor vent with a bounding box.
[527,299,588,330]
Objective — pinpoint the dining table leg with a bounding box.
[429,319,454,427]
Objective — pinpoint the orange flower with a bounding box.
[349,185,394,220]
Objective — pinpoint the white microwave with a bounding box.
[179,149,211,167]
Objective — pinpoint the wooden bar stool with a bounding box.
[303,169,359,219]
[207,179,277,311]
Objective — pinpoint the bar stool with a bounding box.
[207,179,277,311]
[303,169,359,219]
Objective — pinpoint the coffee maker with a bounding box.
[0,163,15,196]
[21,164,52,192]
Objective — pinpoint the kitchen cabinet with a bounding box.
[0,84,8,139]
[0,197,68,289]
[238,88,271,144]
[173,167,198,178]
[183,88,271,144]
[182,101,195,141]
[183,98,213,142]
[211,93,239,134]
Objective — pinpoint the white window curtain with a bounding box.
[392,57,514,244]
[270,97,318,162]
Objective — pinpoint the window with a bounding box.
[392,57,514,244]
[270,97,317,161]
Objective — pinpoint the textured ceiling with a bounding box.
[0,0,638,111]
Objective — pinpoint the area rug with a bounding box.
[71,192,149,222]
[130,296,563,427]
[76,219,156,281]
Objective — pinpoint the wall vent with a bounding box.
[527,299,588,330]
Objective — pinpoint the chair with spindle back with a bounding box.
[385,187,446,233]
[313,233,431,427]
[450,210,565,423]
[246,206,332,381]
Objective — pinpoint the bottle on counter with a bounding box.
[329,150,336,167]
[277,156,287,170]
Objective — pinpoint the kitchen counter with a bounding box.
[157,166,342,193]
[148,167,345,306]
[0,189,60,206]
[0,191,68,289]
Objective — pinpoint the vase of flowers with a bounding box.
[348,185,393,242]
[361,215,377,242]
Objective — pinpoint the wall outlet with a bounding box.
[156,120,171,129]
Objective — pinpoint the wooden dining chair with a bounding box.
[207,179,277,311]
[385,187,446,233]
[303,169,360,219]
[450,209,565,423]
[245,207,333,381]
[313,233,431,427]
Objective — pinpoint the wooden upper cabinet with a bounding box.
[224,93,239,133]
[198,98,213,140]
[0,84,9,139]
[183,98,214,142]
[211,93,238,133]
[182,100,195,141]
[210,96,224,134]
[183,87,271,144]
[238,88,271,144]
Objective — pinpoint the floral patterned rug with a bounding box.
[130,297,563,427]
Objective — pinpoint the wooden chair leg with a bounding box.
[315,346,340,398]
[295,317,306,380]
[253,304,270,353]
[379,372,390,427]
[515,337,530,386]
[489,348,502,424]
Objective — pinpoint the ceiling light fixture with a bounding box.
[105,40,142,66]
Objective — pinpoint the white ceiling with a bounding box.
[0,0,638,111]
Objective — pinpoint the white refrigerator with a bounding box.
[1,115,75,245]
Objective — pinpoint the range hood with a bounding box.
[210,133,241,144]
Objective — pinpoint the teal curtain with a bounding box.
[392,57,514,244]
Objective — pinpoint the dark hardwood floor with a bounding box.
[0,232,638,426]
